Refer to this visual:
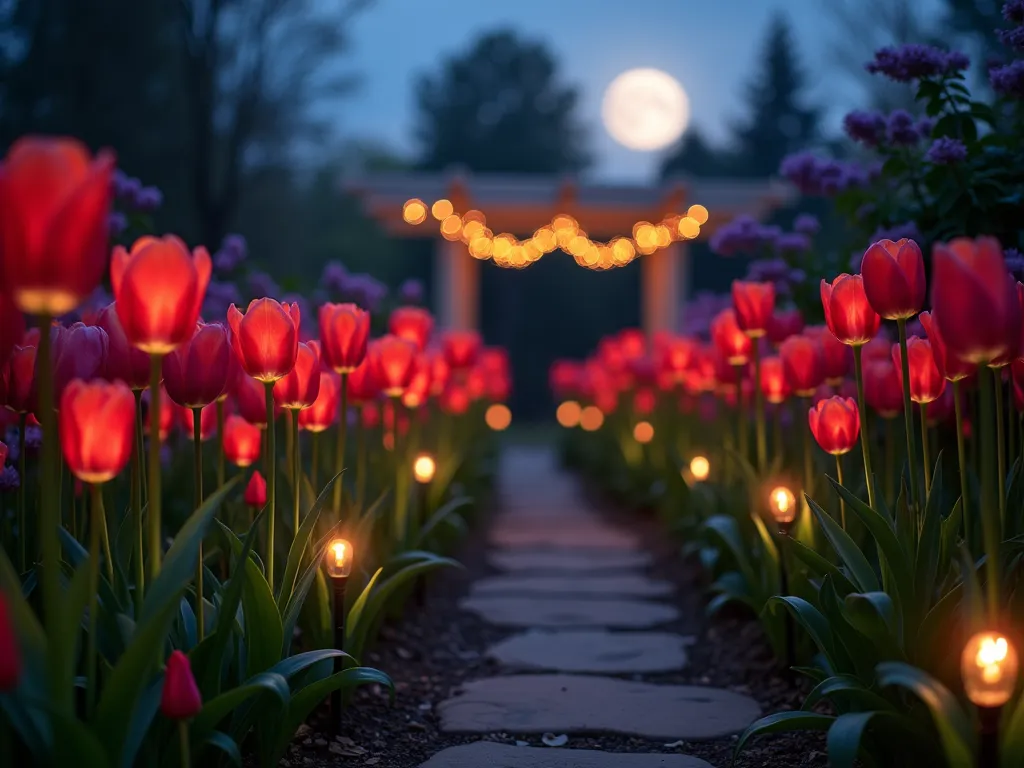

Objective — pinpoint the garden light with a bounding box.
[962,631,1018,768]
[413,453,436,485]
[633,421,654,444]
[769,486,797,528]
[579,405,604,432]
[556,400,582,428]
[485,403,512,431]
[327,537,353,732]
[326,538,353,579]
[689,455,710,482]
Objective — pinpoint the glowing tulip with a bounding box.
[0,294,25,365]
[1,344,36,413]
[766,308,804,346]
[428,349,451,396]
[346,358,380,405]
[861,238,926,319]
[731,280,775,337]
[439,382,471,415]
[710,309,752,364]
[160,650,201,720]
[892,337,946,404]
[318,303,369,373]
[273,341,320,409]
[779,335,823,397]
[808,396,860,455]
[244,471,267,507]
[466,365,488,401]
[759,356,790,404]
[93,303,151,390]
[401,354,432,409]
[0,593,20,691]
[442,330,482,370]
[163,322,231,407]
[222,415,262,467]
[932,237,1021,364]
[369,335,417,397]
[298,372,338,432]
[821,274,880,346]
[864,360,904,418]
[807,325,851,383]
[389,306,433,351]
[59,379,135,483]
[655,335,694,382]
[228,298,300,382]
[232,370,276,427]
[111,236,211,354]
[177,403,217,441]
[617,329,647,360]
[0,137,115,315]
[361,401,381,428]
[919,311,974,382]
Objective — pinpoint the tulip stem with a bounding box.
[215,399,226,489]
[978,366,1000,619]
[852,345,877,510]
[264,383,277,589]
[800,396,814,500]
[86,483,105,718]
[732,363,748,470]
[392,398,406,544]
[356,416,367,511]
[993,372,1007,527]
[752,341,766,474]
[884,418,896,509]
[953,382,971,551]
[192,407,205,643]
[896,319,920,515]
[132,390,145,608]
[334,373,348,517]
[178,721,191,768]
[311,432,319,492]
[920,403,931,498]
[832,455,845,529]
[292,410,301,534]
[148,354,164,580]
[17,413,26,572]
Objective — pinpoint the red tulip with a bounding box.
[232,370,276,427]
[919,311,974,382]
[861,238,926,319]
[160,650,201,720]
[617,329,647,360]
[0,137,115,315]
[779,335,823,397]
[228,298,300,383]
[439,382,471,415]
[369,335,417,397]
[710,309,752,364]
[0,440,6,467]
[808,396,860,455]
[361,401,381,428]
[480,347,510,377]
[318,303,369,373]
[466,365,488,401]
[0,593,20,691]
[429,349,451,396]
[932,237,1021,365]
[244,471,267,508]
[759,355,790,404]
[654,335,694,382]
[111,236,211,355]
[487,370,511,402]
[59,379,135,483]
[389,306,433,351]
[346,358,381,405]
[442,330,482,370]
[401,354,432,409]
[634,387,657,415]
[222,414,262,467]
[273,341,321,410]
[892,336,946,404]
[864,360,903,418]
[807,325,851,383]
[163,322,231,408]
[0,294,25,365]
[298,372,338,432]
[766,308,804,346]
[1,344,36,413]
[731,280,775,337]
[821,274,880,346]
[93,303,151,390]
[712,351,741,392]
[37,323,109,413]
[142,385,174,440]
[177,403,217,441]
[861,334,893,365]
[925,385,955,426]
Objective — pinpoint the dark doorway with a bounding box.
[480,253,642,422]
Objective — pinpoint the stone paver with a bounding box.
[487,629,690,673]
[439,675,761,740]
[489,524,640,551]
[419,742,713,767]
[460,595,679,629]
[471,573,674,598]
[489,549,653,573]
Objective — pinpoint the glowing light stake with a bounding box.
[769,486,797,531]
[485,403,512,431]
[633,421,654,444]
[963,631,1019,768]
[769,485,798,669]
[327,537,353,732]
[556,400,582,428]
[413,453,436,485]
[689,455,710,482]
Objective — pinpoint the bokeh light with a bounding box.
[579,405,605,432]
[633,420,654,443]
[485,403,512,431]
[556,400,582,428]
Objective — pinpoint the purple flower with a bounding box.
[793,214,820,236]
[709,215,776,257]
[843,110,886,146]
[116,174,142,203]
[871,221,923,243]
[247,270,281,299]
[886,110,919,146]
[2,429,18,463]
[399,278,424,304]
[135,186,163,212]
[202,279,242,321]
[24,426,42,453]
[340,274,388,312]
[866,44,970,82]
[999,26,1024,49]
[321,261,349,294]
[108,211,128,237]
[991,60,1024,98]
[916,116,936,139]
[1005,248,1024,277]
[0,466,19,491]
[213,234,248,275]
[1004,0,1024,24]
[775,232,811,254]
[925,137,968,165]
[747,258,790,283]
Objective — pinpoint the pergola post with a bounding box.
[434,238,479,330]
[641,241,685,336]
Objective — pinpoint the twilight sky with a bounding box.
[340,0,928,181]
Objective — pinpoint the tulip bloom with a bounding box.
[1,344,36,413]
[807,325,851,383]
[0,138,115,315]
[163,322,232,407]
[177,403,217,441]
[111,236,211,355]
[0,293,25,365]
[401,354,433,409]
[0,440,6,467]
[932,237,1021,364]
[821,274,881,346]
[389,306,434,351]
[318,303,369,373]
[228,298,300,382]
[732,280,775,337]
[655,335,694,382]
[222,415,262,467]
[298,372,338,432]
[710,309,752,364]
[779,335,823,397]
[864,360,903,418]
[347,358,381,405]
[361,401,381,428]
[808,396,860,455]
[273,341,321,409]
[439,382,471,415]
[369,335,418,397]
[160,650,202,720]
[429,350,451,396]
[59,379,135,483]
[37,323,109,413]
[93,303,151,390]
[892,337,946,404]
[766,308,804,346]
[442,330,482,370]
[759,356,790,404]
[919,312,974,382]
[0,593,19,691]
[232,370,275,427]
[861,238,926,319]
[244,471,267,508]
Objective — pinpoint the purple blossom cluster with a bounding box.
[990,60,1024,98]
[866,44,970,82]
[793,214,820,236]
[681,291,732,339]
[109,169,163,238]
[925,137,968,165]
[745,257,805,298]
[248,270,281,299]
[1004,247,1024,278]
[779,153,877,197]
[0,466,19,491]
[843,111,886,146]
[844,109,933,148]
[708,215,775,257]
[870,221,922,244]
[213,234,248,275]
[281,292,314,336]
[202,279,243,321]
[399,278,425,304]
[319,260,389,312]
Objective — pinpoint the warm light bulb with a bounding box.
[690,455,710,482]
[402,199,427,225]
[326,538,352,578]
[413,453,436,484]
[579,405,605,432]
[633,421,654,444]
[556,400,582,428]
[963,631,1019,708]
[485,403,512,431]
[687,204,709,225]
[769,486,797,525]
[431,199,454,220]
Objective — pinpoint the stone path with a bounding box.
[420,447,759,768]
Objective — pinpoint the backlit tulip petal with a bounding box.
[228,298,300,382]
[919,311,975,382]
[93,303,151,390]
[298,372,338,432]
[864,360,904,418]
[821,274,880,346]
[319,303,369,373]
[1,344,37,413]
[163,322,231,407]
[346,357,381,405]
[766,308,804,346]
[710,309,752,364]
[731,280,775,337]
[779,334,823,396]
[273,341,321,409]
[861,238,925,319]
[759,356,790,404]
[389,306,434,351]
[222,414,262,467]
[59,379,135,483]
[808,396,860,455]
[244,471,267,507]
[442,330,482,370]
[892,336,946,404]
[369,335,418,397]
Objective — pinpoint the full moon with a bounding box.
[601,68,690,152]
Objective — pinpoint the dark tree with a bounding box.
[414,29,590,173]
[660,128,738,179]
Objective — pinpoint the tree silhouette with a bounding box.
[414,29,590,173]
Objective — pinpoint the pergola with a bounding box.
[346,172,794,336]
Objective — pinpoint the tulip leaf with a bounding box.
[190,671,289,746]
[826,711,879,768]
[914,453,946,615]
[939,499,963,578]
[787,539,858,596]
[843,592,904,659]
[735,710,834,759]
[52,707,114,768]
[277,474,337,608]
[118,677,161,768]
[806,494,879,593]
[958,546,986,634]
[766,595,836,662]
[201,731,243,767]
[279,525,337,658]
[701,515,758,589]
[751,513,780,591]
[999,683,1024,765]
[415,496,471,548]
[802,674,895,713]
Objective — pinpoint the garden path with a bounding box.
[418,447,760,768]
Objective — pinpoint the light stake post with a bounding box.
[412,453,436,605]
[962,631,1018,768]
[769,485,797,669]
[327,537,353,733]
